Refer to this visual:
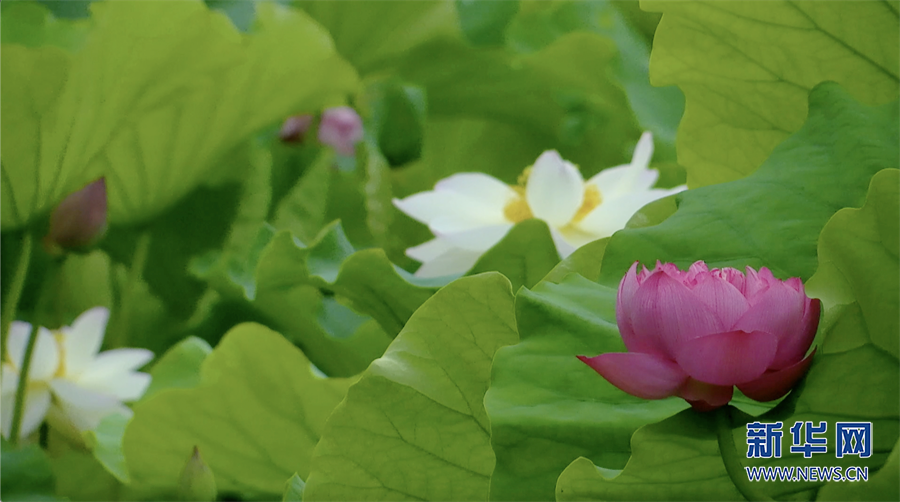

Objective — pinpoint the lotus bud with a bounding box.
[177,446,217,502]
[317,106,363,156]
[279,114,314,144]
[578,261,820,411]
[43,178,108,255]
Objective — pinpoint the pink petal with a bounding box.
[685,261,709,284]
[738,350,816,402]
[769,298,820,370]
[679,378,734,411]
[629,272,724,355]
[713,267,745,293]
[616,263,662,354]
[577,352,688,399]
[733,281,805,356]
[743,266,770,302]
[690,274,750,330]
[674,330,778,386]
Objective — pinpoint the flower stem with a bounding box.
[109,229,151,348]
[716,406,775,502]
[1,232,33,362]
[9,322,40,445]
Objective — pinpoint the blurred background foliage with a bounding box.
[2,0,684,359]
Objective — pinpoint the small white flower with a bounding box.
[1,307,153,441]
[393,132,686,278]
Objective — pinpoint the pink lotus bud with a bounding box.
[317,106,363,156]
[279,114,314,144]
[578,261,820,411]
[43,178,108,255]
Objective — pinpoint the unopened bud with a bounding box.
[177,446,217,502]
[318,106,363,156]
[279,114,314,144]
[43,178,108,255]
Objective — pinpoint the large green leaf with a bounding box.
[554,165,900,502]
[303,273,519,501]
[505,0,684,163]
[643,0,900,187]
[123,323,353,499]
[295,0,460,75]
[1,1,357,229]
[598,83,899,288]
[485,274,687,501]
[1,1,90,50]
[806,169,899,359]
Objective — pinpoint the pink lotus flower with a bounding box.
[578,261,820,411]
[318,106,363,156]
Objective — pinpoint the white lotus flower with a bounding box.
[1,307,153,441]
[393,132,687,278]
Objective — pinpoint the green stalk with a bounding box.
[9,322,40,445]
[716,406,776,502]
[1,232,33,362]
[109,230,151,348]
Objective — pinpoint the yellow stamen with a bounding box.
[504,168,534,223]
[502,164,602,225]
[572,185,603,223]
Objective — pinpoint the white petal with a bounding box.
[631,131,654,170]
[8,325,59,382]
[61,307,109,376]
[578,188,685,239]
[7,322,32,369]
[78,371,151,402]
[2,363,19,395]
[71,349,153,399]
[434,172,518,202]
[526,151,584,226]
[2,387,51,440]
[586,163,659,200]
[394,173,513,227]
[20,387,51,439]
[414,248,484,279]
[430,221,512,252]
[393,191,469,225]
[406,238,455,263]
[48,379,122,432]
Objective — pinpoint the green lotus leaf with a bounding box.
[457,0,519,47]
[283,473,306,502]
[141,336,213,401]
[806,169,899,358]
[296,0,459,75]
[1,1,89,50]
[84,413,131,484]
[506,0,684,163]
[304,273,518,501]
[643,0,900,187]
[599,83,899,288]
[123,323,353,499]
[485,274,687,501]
[1,1,357,229]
